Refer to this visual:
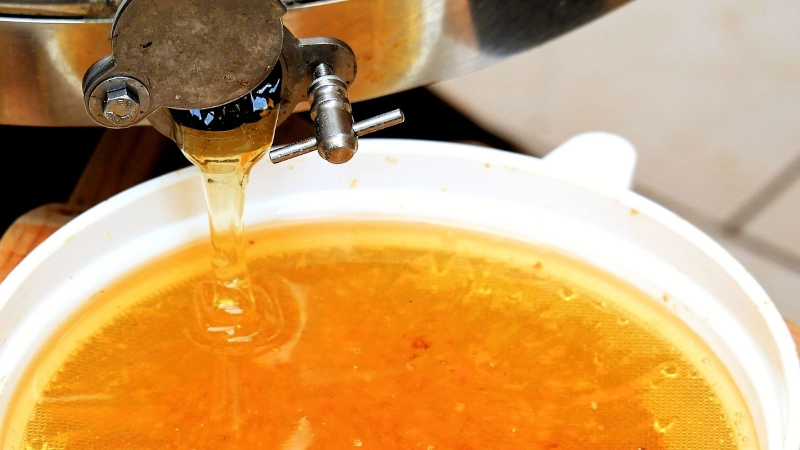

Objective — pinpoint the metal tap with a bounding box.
[269,64,404,164]
[81,0,403,164]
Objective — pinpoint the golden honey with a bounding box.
[1,220,757,449]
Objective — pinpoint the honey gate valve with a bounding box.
[82,0,403,164]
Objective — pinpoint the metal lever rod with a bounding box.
[269,109,405,164]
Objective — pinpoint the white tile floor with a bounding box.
[430,0,800,323]
[746,176,800,261]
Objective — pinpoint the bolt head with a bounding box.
[103,84,141,125]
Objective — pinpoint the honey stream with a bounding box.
[169,67,286,351]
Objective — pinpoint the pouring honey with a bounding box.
[167,64,287,351]
[2,82,761,450]
[0,0,764,448]
[0,90,762,450]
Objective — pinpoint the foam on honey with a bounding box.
[2,220,757,449]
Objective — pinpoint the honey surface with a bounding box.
[2,221,756,449]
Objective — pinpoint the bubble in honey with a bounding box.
[653,418,675,434]
[660,363,678,378]
[592,299,607,310]
[649,376,664,389]
[558,286,577,301]
[475,285,492,295]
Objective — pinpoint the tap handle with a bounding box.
[269,109,405,164]
[269,62,403,164]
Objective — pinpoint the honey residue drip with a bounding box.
[3,222,758,449]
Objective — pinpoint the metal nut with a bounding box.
[85,75,150,128]
[103,83,140,125]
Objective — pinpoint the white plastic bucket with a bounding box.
[0,135,798,448]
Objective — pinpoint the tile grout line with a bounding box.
[733,234,800,274]
[721,152,800,234]
[633,184,800,275]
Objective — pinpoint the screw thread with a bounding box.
[313,63,334,78]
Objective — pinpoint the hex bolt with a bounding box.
[85,75,151,128]
[103,82,141,125]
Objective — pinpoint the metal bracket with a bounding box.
[83,0,287,127]
[269,38,404,164]
[81,0,404,163]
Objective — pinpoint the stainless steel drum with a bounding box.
[0,0,631,126]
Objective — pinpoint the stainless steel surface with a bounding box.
[83,0,360,128]
[308,63,358,164]
[0,0,339,18]
[0,0,633,126]
[269,108,404,163]
[111,0,285,111]
[143,34,360,140]
[86,75,149,127]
